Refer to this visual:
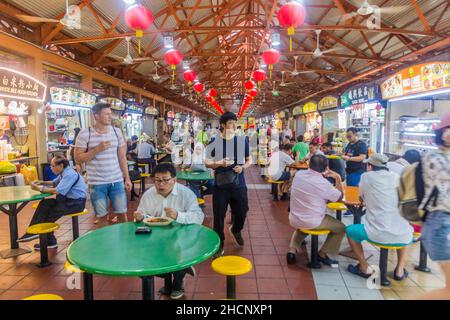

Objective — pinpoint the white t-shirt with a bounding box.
[268,151,295,180]
[386,158,410,176]
[75,126,125,185]
[360,170,413,245]
[282,129,293,139]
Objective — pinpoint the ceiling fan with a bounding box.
[280,71,298,87]
[16,0,82,30]
[109,37,154,65]
[311,30,343,59]
[340,0,407,21]
[152,61,161,81]
[291,56,317,76]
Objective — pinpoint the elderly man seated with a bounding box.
[267,144,296,200]
[134,163,204,300]
[287,155,346,266]
[346,154,413,280]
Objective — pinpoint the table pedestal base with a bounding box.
[0,247,31,259]
[141,276,155,300]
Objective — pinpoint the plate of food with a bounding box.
[143,216,174,226]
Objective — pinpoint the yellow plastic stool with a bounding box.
[23,294,63,300]
[64,261,83,273]
[27,223,60,268]
[67,209,88,240]
[267,179,284,201]
[368,241,407,287]
[197,198,205,206]
[211,256,253,299]
[299,229,331,268]
[31,202,39,209]
[327,202,347,221]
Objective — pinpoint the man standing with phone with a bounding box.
[75,103,132,226]
[206,112,252,257]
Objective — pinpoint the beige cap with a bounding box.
[363,153,389,168]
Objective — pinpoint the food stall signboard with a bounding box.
[340,84,380,108]
[167,111,175,119]
[318,96,339,110]
[0,67,47,102]
[99,96,125,111]
[381,62,450,100]
[49,87,96,108]
[279,111,286,118]
[125,102,144,114]
[293,106,303,116]
[303,102,317,114]
[145,106,159,116]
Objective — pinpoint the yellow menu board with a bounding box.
[293,106,303,116]
[318,96,338,110]
[303,101,317,114]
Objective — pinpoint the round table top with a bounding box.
[288,163,309,170]
[67,222,220,277]
[177,171,214,181]
[343,186,361,206]
[0,186,51,205]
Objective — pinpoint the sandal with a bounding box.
[347,264,372,279]
[393,267,409,281]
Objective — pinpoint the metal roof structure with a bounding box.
[0,0,449,116]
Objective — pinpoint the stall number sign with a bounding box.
[100,97,125,111]
[318,96,338,110]
[0,67,47,102]
[381,62,450,99]
[50,87,96,108]
[126,103,144,114]
[303,102,317,114]
[340,85,379,108]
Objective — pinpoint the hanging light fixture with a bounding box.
[164,35,174,49]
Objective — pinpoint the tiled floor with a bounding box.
[0,166,445,300]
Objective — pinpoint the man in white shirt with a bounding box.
[134,163,204,300]
[268,144,297,200]
[386,149,421,176]
[346,154,413,280]
[282,125,293,141]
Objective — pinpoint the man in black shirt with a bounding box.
[321,142,346,184]
[206,112,252,257]
[341,127,368,186]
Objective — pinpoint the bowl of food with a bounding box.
[143,216,174,226]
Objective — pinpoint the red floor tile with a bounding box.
[0,275,24,290]
[253,255,280,266]
[255,266,285,279]
[256,278,288,294]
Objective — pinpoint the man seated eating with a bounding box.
[287,155,346,266]
[267,143,296,200]
[134,163,204,300]
[346,154,413,280]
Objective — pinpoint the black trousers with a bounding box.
[213,186,248,244]
[30,198,86,242]
[158,268,189,291]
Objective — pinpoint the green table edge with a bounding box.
[176,172,214,181]
[0,192,51,205]
[66,223,221,277]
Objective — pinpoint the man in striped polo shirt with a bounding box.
[75,103,132,226]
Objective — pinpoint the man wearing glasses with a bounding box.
[134,163,204,300]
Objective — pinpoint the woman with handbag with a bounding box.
[17,155,87,250]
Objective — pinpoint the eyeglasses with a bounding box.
[154,178,174,184]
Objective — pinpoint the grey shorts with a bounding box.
[420,211,450,262]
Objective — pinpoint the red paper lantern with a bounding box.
[244,80,255,91]
[183,70,197,85]
[252,69,267,88]
[193,82,204,93]
[262,48,281,78]
[124,4,154,54]
[164,49,183,81]
[278,2,306,51]
[209,89,218,97]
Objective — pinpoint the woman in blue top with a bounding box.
[17,155,87,250]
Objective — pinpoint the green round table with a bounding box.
[0,186,51,259]
[67,222,220,300]
[176,171,214,181]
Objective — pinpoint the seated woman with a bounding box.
[17,155,87,250]
[157,133,175,164]
[184,143,214,199]
[346,154,414,280]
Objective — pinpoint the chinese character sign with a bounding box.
[0,67,46,102]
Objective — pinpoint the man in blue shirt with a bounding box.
[206,112,252,257]
[17,155,87,249]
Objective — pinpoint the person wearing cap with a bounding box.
[418,112,450,300]
[386,149,421,176]
[346,153,413,280]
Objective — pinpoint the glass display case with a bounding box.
[388,117,440,155]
